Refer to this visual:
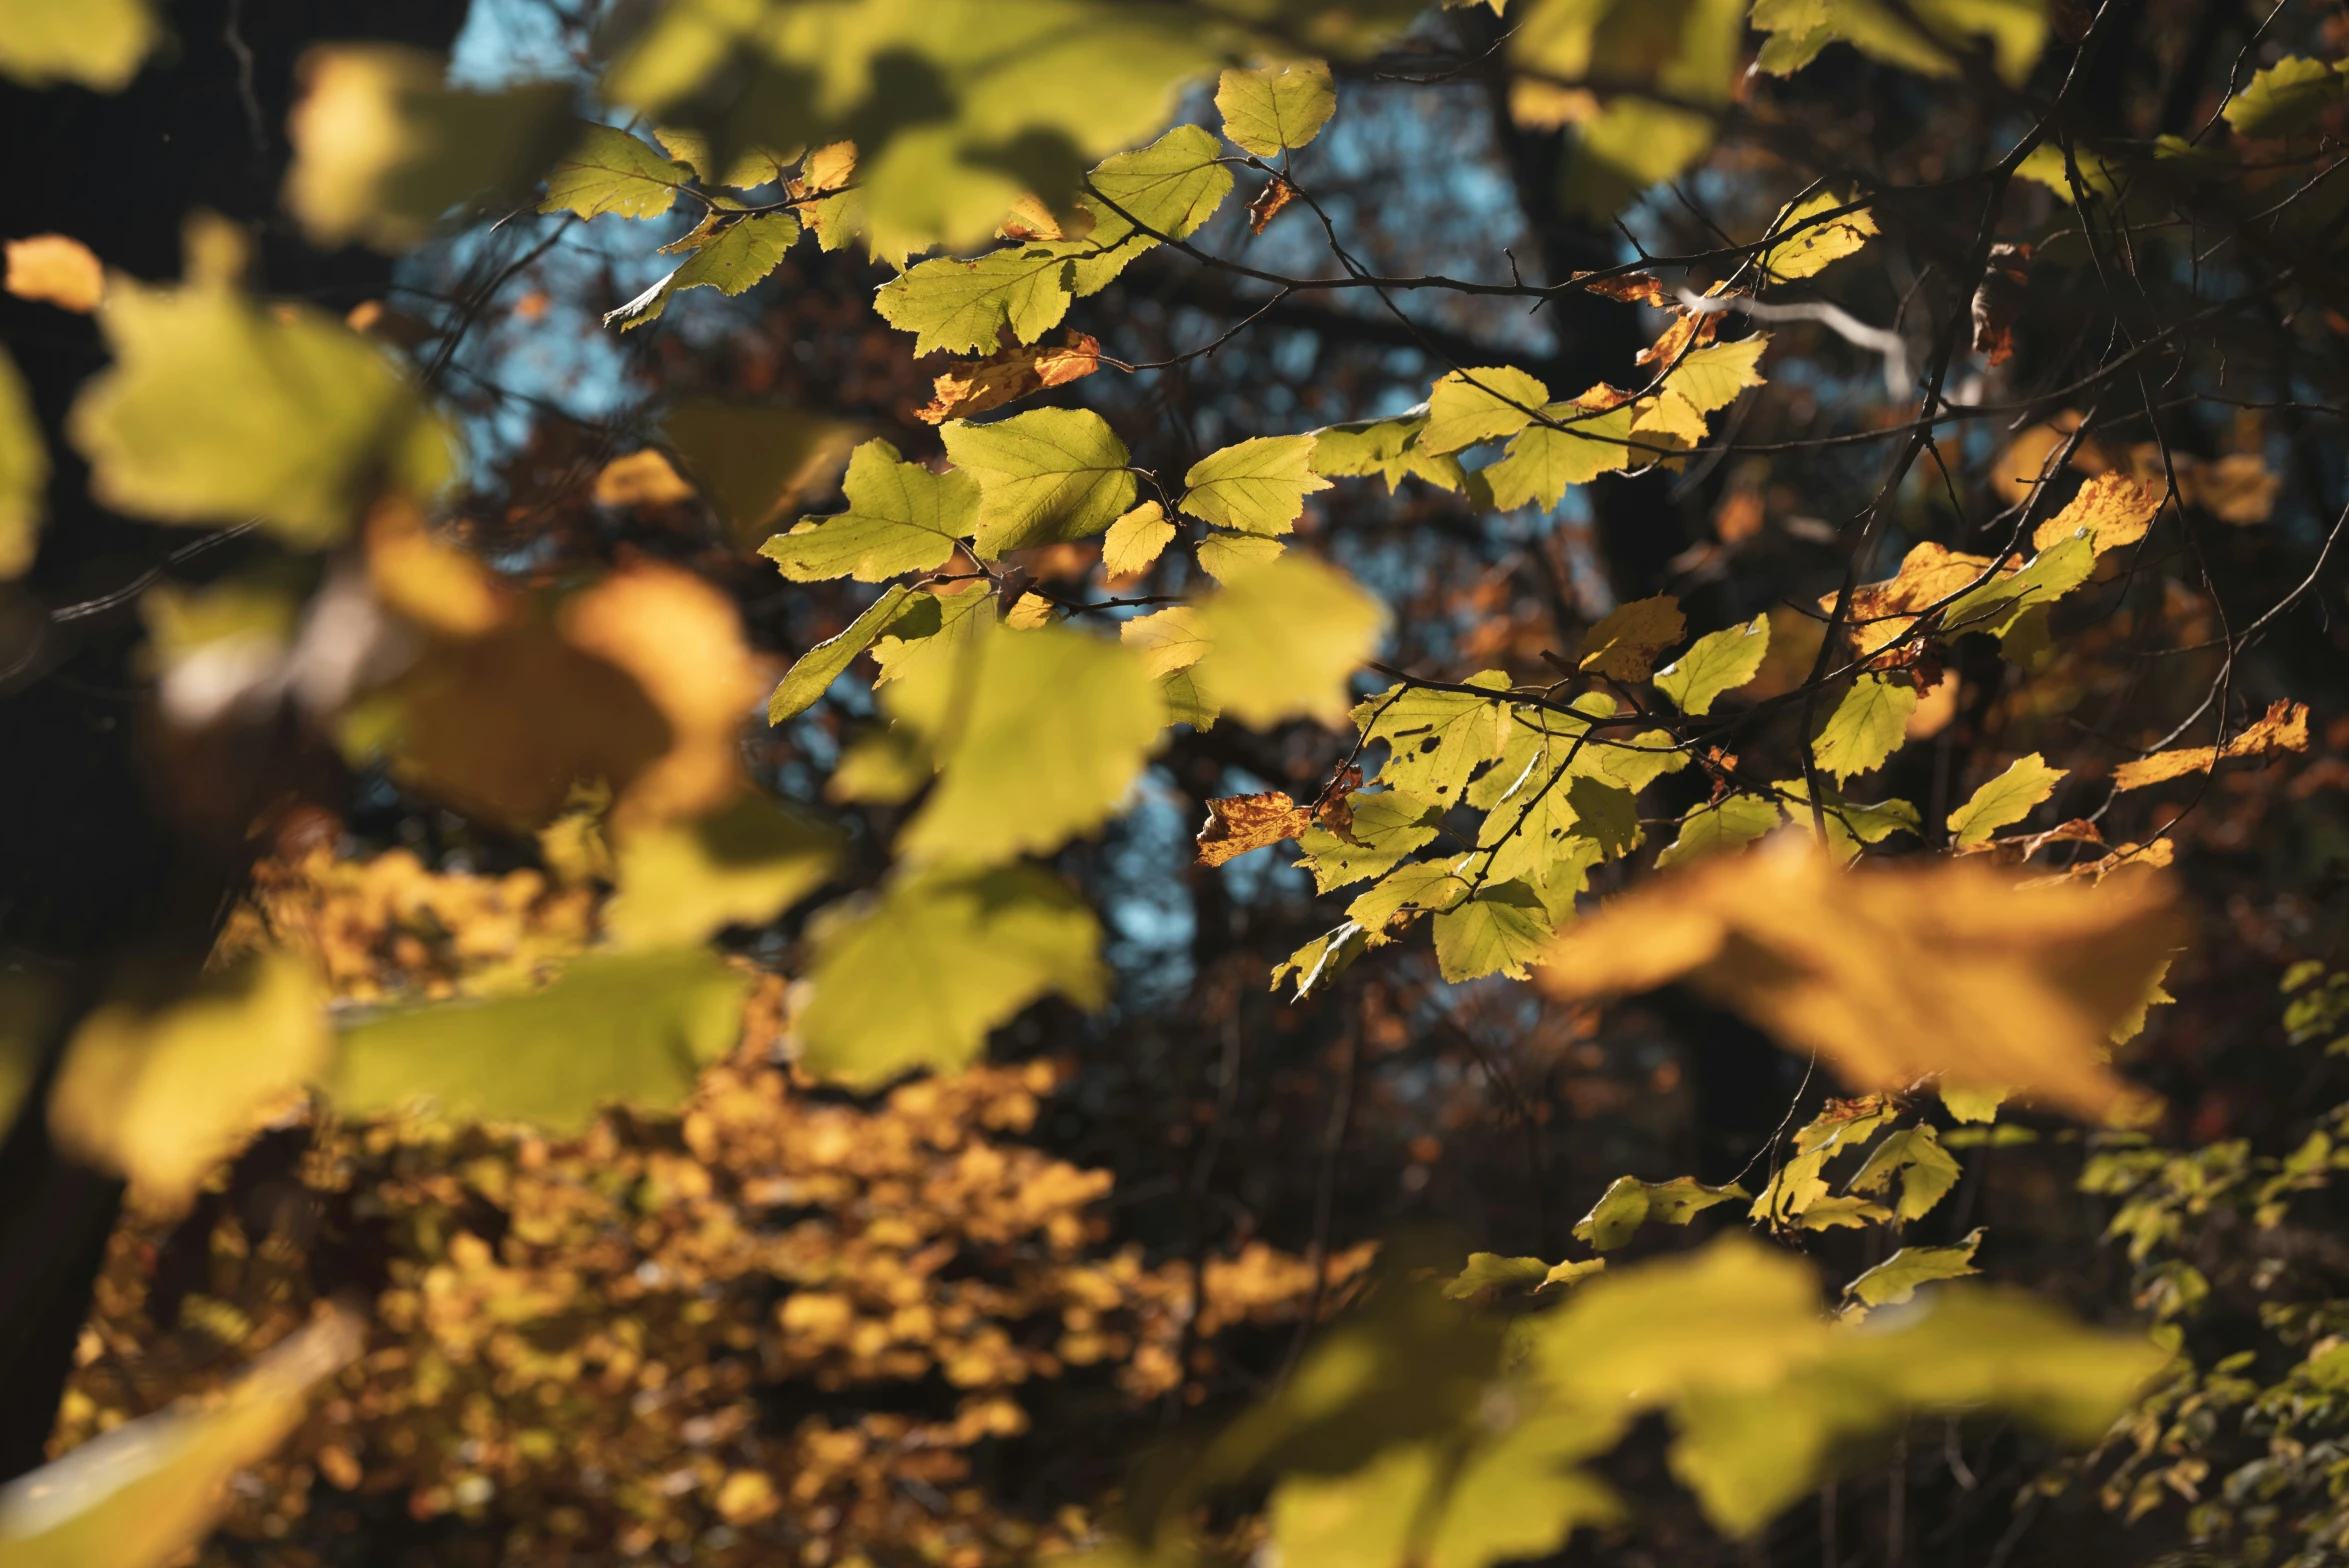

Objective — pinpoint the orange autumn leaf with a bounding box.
[1534,838,2184,1119]
[915,332,1104,425]
[593,448,697,508]
[2111,700,2310,791]
[1835,541,2014,653]
[1246,176,1296,234]
[2032,471,2160,554]
[1579,595,1685,680]
[1581,271,1672,307]
[5,232,105,312]
[1635,307,1720,370]
[365,496,510,638]
[1196,790,1313,868]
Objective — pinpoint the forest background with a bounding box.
[1,1,2348,1567]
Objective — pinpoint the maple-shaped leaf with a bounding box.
[887,619,1165,868]
[539,122,694,219]
[2223,55,2347,139]
[761,440,977,584]
[915,330,1103,424]
[1579,594,1685,680]
[767,583,919,723]
[1217,59,1338,156]
[874,245,1078,357]
[1421,366,1551,453]
[1574,1174,1748,1250]
[1535,838,2186,1119]
[0,348,43,578]
[1654,614,1769,715]
[1662,335,1768,413]
[1433,882,1554,981]
[1482,402,1636,510]
[944,406,1136,556]
[2112,699,2310,791]
[1193,553,1388,729]
[1295,789,1443,892]
[1810,674,1918,783]
[796,866,1106,1087]
[1947,752,2067,848]
[1197,790,1314,868]
[1847,1123,1963,1222]
[1101,500,1175,581]
[1352,673,1514,805]
[1843,1229,1984,1312]
[2031,470,2161,554]
[1758,190,1877,281]
[1180,433,1333,536]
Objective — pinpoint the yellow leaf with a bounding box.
[605,792,842,949]
[1578,594,1685,680]
[0,346,44,579]
[1101,500,1175,581]
[2112,699,2310,791]
[47,951,327,1210]
[1216,59,1338,157]
[1535,838,2185,1119]
[0,0,155,90]
[2032,470,2159,554]
[1661,336,1768,413]
[1758,190,1876,281]
[1196,528,1286,582]
[4,233,104,312]
[1946,752,2067,848]
[1421,366,1550,453]
[592,448,696,507]
[1120,604,1209,677]
[1193,554,1389,728]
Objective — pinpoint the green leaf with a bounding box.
[1421,367,1550,454]
[944,407,1136,556]
[1655,615,1769,715]
[873,245,1077,357]
[1161,666,1220,729]
[1541,1258,1608,1290]
[1346,857,1475,931]
[1295,790,1443,892]
[890,620,1166,868]
[1312,413,1467,493]
[1217,59,1338,156]
[605,793,842,949]
[1846,1123,1963,1222]
[1424,1413,1624,1568]
[1844,1229,1984,1310]
[1562,98,1722,220]
[870,580,997,690]
[796,866,1106,1086]
[0,346,46,578]
[2224,56,2347,139]
[768,584,918,724]
[1662,336,1769,414]
[1810,674,1917,783]
[760,439,976,583]
[1433,882,1554,982]
[1574,1174,1748,1250]
[539,122,694,219]
[68,278,456,546]
[1196,529,1286,582]
[1270,920,1369,1000]
[0,1310,361,1567]
[1656,793,1784,869]
[1079,123,1236,251]
[1441,1252,1552,1299]
[1179,434,1333,536]
[0,0,155,88]
[1353,673,1513,805]
[1193,553,1389,729]
[1946,752,2067,848]
[661,399,860,540]
[330,947,750,1129]
[1750,0,2047,84]
[1940,1084,2008,1123]
[1943,530,2096,640]
[283,48,576,251]
[1480,404,1636,510]
[669,211,800,294]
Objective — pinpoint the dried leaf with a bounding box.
[1197,791,1314,867]
[2111,700,2310,791]
[1579,595,1685,680]
[2032,470,2159,554]
[4,232,104,312]
[914,331,1104,424]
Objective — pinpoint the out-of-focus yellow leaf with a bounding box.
[1440,1253,1551,1299]
[796,866,1106,1087]
[1535,837,2185,1118]
[68,270,456,546]
[2112,699,2310,791]
[48,952,327,1210]
[364,495,510,637]
[1196,529,1287,582]
[0,0,154,89]
[0,346,44,579]
[283,45,573,251]
[330,946,749,1127]
[1216,60,1338,157]
[606,792,842,949]
[888,618,1165,867]
[592,448,696,508]
[661,399,859,542]
[1578,594,1684,680]
[1192,554,1389,728]
[4,233,104,312]
[0,1307,362,1568]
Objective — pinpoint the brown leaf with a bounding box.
[2111,700,2310,791]
[1535,838,2184,1119]
[1312,765,1366,845]
[1247,176,1296,234]
[1836,541,2015,654]
[1196,791,1313,868]
[1582,271,1671,307]
[1970,242,2032,367]
[1635,307,1720,370]
[4,232,105,313]
[915,331,1105,425]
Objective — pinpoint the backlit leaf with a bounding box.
[1441,1253,1551,1299]
[2112,699,2310,791]
[1947,752,2066,848]
[1196,529,1286,582]
[2224,56,2347,139]
[1656,794,1784,869]
[1846,1123,1962,1221]
[915,331,1103,424]
[874,246,1077,357]
[1811,675,1917,783]
[1536,838,2186,1118]
[0,0,154,88]
[1179,434,1332,536]
[1217,60,1338,156]
[1312,414,1466,494]
[1296,790,1443,891]
[945,407,1136,556]
[1101,501,1175,579]
[1197,791,1314,868]
[1758,191,1876,281]
[1579,595,1685,680]
[1192,554,1389,728]
[1421,367,1550,454]
[1574,1175,1748,1250]
[0,347,45,578]
[1844,1229,1983,1310]
[539,122,694,219]
[1432,882,1553,982]
[760,439,977,583]
[1662,336,1768,413]
[331,946,749,1129]
[1480,403,1636,509]
[768,584,918,723]
[1270,920,1370,1000]
[1654,614,1768,714]
[796,866,1105,1087]
[605,792,843,949]
[668,211,800,295]
[1353,674,1513,805]
[1078,123,1236,253]
[2032,470,2161,554]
